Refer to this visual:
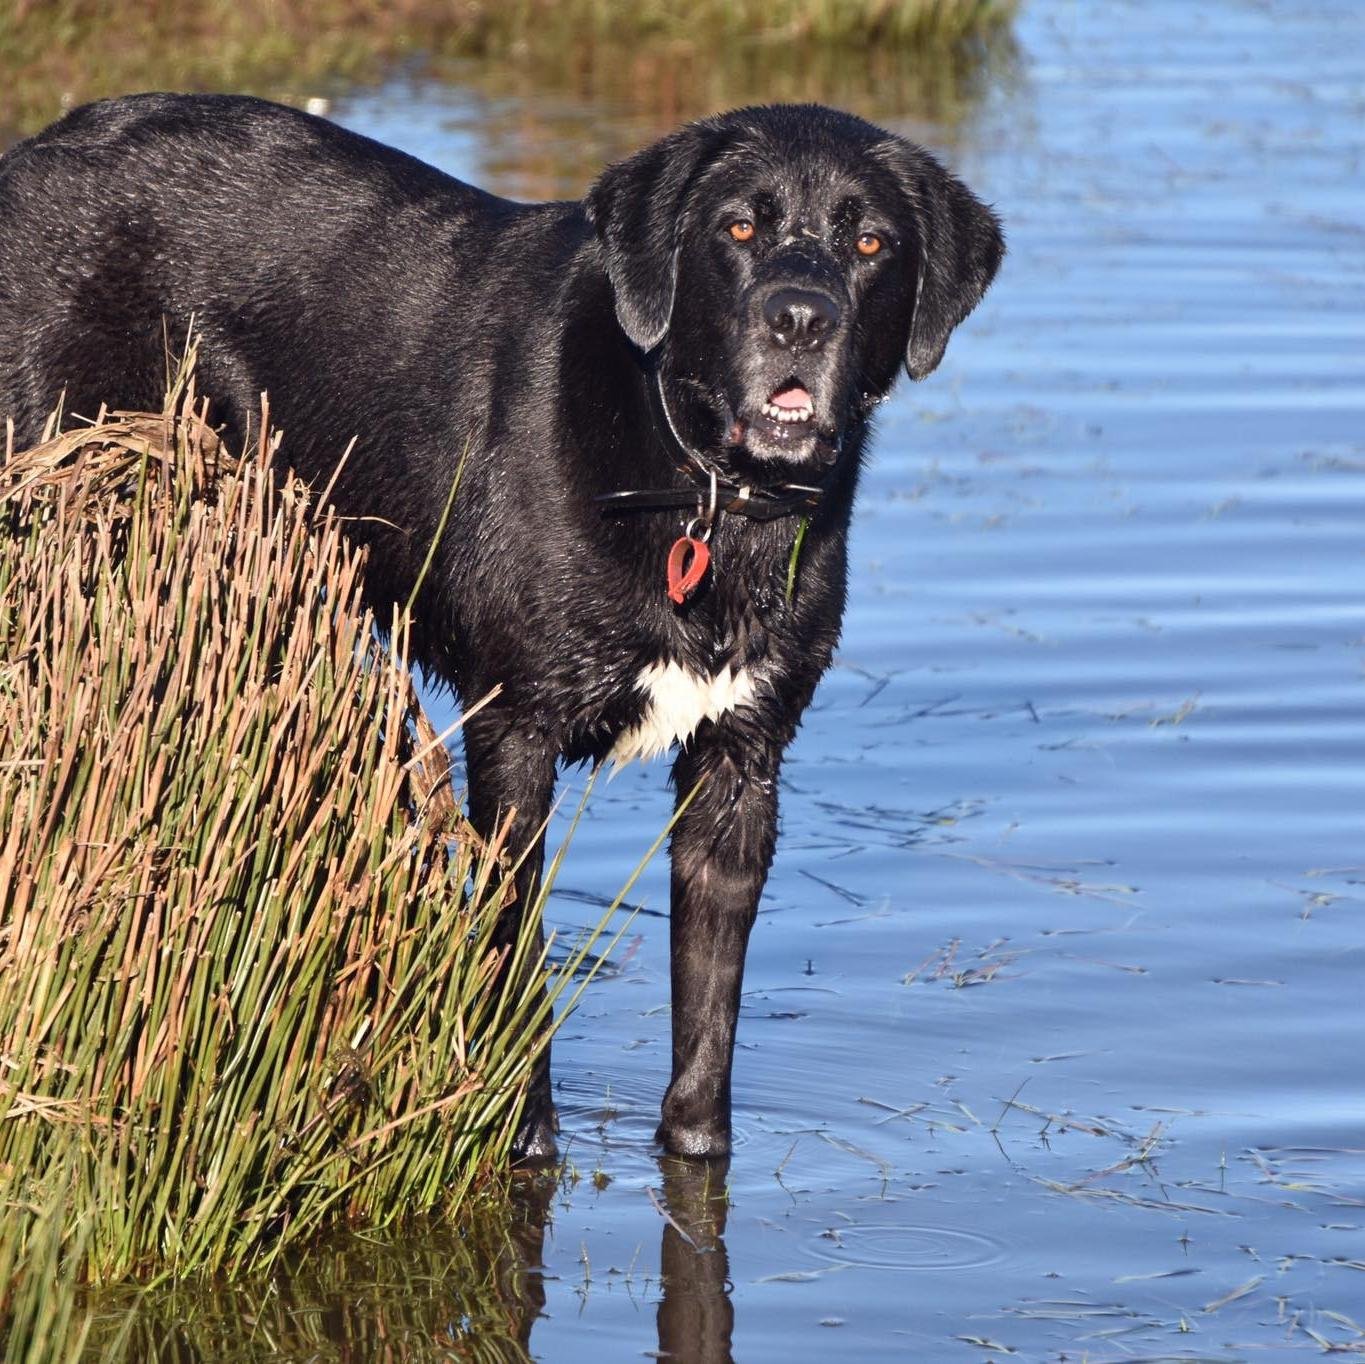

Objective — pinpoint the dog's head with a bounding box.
[586,104,1004,482]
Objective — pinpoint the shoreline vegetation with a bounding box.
[0,362,628,1358]
[0,0,1018,149]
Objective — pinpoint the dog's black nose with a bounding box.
[761,287,841,350]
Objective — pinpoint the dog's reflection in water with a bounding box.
[511,1157,735,1362]
[656,1156,735,1363]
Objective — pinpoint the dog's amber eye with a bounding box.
[728,219,756,243]
[856,232,883,256]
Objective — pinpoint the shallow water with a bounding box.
[62,0,1365,1357]
[315,2,1365,1358]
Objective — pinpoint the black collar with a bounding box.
[595,368,828,524]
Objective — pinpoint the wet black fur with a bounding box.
[0,94,1002,1159]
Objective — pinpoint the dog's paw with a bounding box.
[511,1103,559,1166]
[655,1116,732,1160]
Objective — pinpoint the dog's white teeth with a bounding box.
[762,401,815,424]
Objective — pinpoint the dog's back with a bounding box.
[0,94,587,643]
[0,94,497,440]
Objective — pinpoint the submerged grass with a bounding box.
[78,1195,552,1362]
[0,366,622,1341]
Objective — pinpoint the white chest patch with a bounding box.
[608,661,759,767]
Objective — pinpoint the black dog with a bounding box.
[0,95,1002,1159]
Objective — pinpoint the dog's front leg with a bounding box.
[463,708,560,1162]
[659,717,784,1157]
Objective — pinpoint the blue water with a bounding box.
[328,3,1365,1357]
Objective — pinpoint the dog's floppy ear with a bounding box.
[874,138,1004,380]
[585,121,726,352]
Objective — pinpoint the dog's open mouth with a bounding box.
[722,376,843,468]
[744,379,824,455]
[760,380,814,426]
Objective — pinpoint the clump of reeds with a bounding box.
[0,367,609,1321]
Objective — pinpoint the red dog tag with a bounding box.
[666,535,710,605]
